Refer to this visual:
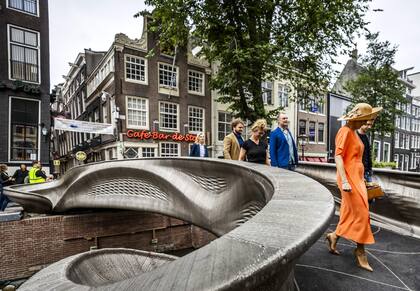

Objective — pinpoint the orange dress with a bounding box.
[335,126,374,244]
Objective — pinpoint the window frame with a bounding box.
[159,101,179,132]
[383,142,391,163]
[373,141,381,162]
[158,62,179,96]
[7,24,41,84]
[6,0,39,17]
[278,84,289,108]
[126,96,149,130]
[159,142,181,157]
[188,69,205,96]
[308,121,316,143]
[8,96,41,163]
[318,122,325,144]
[298,119,307,136]
[218,111,232,141]
[124,54,148,85]
[188,106,205,134]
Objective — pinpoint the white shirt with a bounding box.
[199,144,206,157]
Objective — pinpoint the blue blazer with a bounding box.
[269,127,298,168]
[190,143,209,157]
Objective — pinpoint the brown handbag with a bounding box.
[366,182,384,200]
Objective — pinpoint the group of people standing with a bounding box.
[222,113,299,169]
[0,161,50,211]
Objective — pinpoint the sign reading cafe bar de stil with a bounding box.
[126,130,197,142]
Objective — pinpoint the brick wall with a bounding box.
[0,210,216,280]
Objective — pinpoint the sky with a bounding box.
[49,0,420,87]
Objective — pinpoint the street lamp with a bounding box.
[298,135,308,161]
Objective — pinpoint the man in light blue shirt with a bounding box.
[269,113,298,170]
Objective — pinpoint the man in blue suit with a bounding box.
[269,113,298,170]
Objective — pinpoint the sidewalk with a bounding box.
[295,215,419,291]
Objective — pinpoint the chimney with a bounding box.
[351,46,358,61]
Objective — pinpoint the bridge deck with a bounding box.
[295,215,420,291]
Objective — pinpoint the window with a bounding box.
[9,25,40,83]
[10,97,39,161]
[262,81,273,105]
[373,141,380,162]
[108,148,117,160]
[383,142,390,163]
[218,112,232,141]
[8,0,38,15]
[127,96,148,129]
[318,102,325,114]
[141,147,156,157]
[159,102,179,131]
[124,147,138,159]
[394,132,400,148]
[394,154,399,169]
[308,121,316,142]
[159,63,177,88]
[125,55,147,83]
[188,70,204,94]
[278,84,289,108]
[188,106,205,133]
[102,103,108,123]
[318,123,325,143]
[299,120,306,135]
[299,101,307,111]
[160,142,180,157]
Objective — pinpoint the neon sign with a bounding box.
[126,130,196,142]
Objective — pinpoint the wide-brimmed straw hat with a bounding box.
[338,103,383,121]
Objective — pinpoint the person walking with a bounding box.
[190,133,209,157]
[269,112,298,170]
[12,164,29,185]
[239,119,270,165]
[325,103,382,272]
[0,164,14,211]
[223,118,245,160]
[357,120,374,183]
[28,161,47,184]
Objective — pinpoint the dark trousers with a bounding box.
[0,184,10,211]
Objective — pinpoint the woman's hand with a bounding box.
[342,181,352,192]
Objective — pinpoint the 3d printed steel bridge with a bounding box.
[4,158,334,290]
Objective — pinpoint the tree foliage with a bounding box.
[345,32,407,144]
[142,0,371,122]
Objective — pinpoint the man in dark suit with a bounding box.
[269,112,298,170]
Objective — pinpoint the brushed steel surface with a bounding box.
[5,158,334,290]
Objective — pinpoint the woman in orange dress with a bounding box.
[325,103,382,272]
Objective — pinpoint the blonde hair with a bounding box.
[195,132,205,144]
[0,164,7,172]
[251,119,267,132]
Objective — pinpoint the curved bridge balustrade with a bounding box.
[4,158,334,291]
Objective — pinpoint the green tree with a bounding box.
[140,0,371,122]
[345,32,407,145]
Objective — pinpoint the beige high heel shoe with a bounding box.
[354,248,373,272]
[325,233,340,255]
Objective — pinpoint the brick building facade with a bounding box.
[0,210,216,281]
[53,16,211,173]
[0,0,50,173]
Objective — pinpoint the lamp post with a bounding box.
[298,135,308,161]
